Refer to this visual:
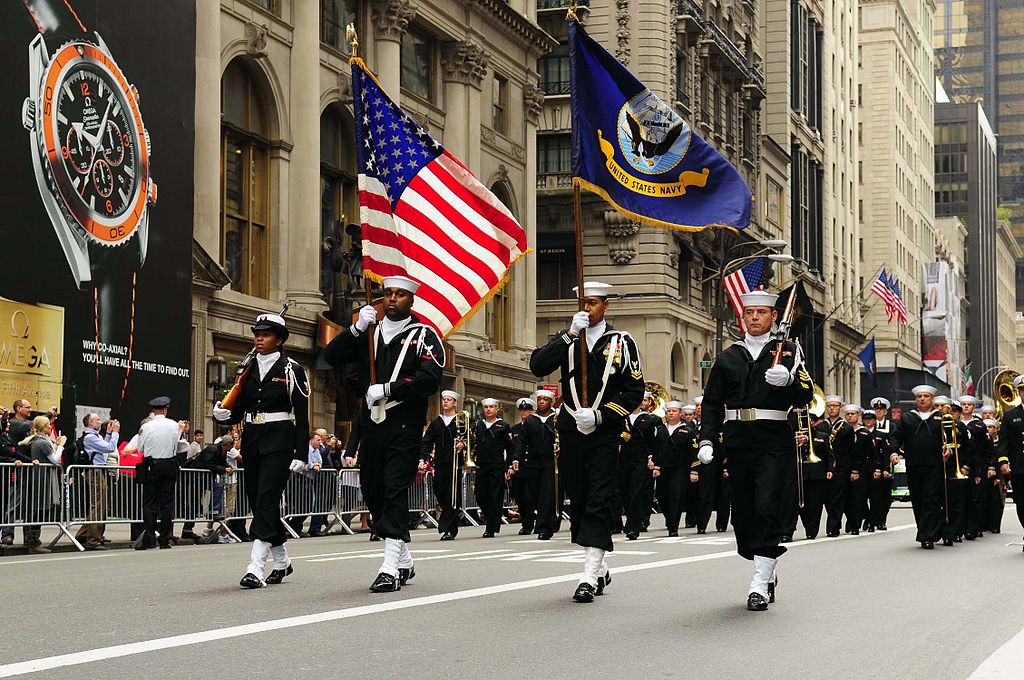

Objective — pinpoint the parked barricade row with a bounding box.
[459,468,516,527]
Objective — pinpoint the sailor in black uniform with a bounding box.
[656,401,692,536]
[420,390,464,540]
[510,389,559,540]
[508,398,535,534]
[958,395,989,539]
[529,282,644,603]
[698,290,813,611]
[213,313,310,589]
[324,275,443,592]
[823,394,853,537]
[620,391,666,539]
[473,398,512,537]
[889,384,947,549]
[869,397,895,529]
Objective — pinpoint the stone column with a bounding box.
[193,0,220,258]
[522,81,545,350]
[285,0,326,310]
[371,0,416,102]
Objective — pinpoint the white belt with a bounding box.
[244,412,293,424]
[724,408,790,422]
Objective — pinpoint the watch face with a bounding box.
[38,42,150,247]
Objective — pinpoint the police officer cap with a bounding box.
[1014,375,1024,389]
[692,396,703,405]
[739,291,779,308]
[571,281,614,298]
[441,390,460,401]
[949,400,963,411]
[480,398,499,407]
[825,394,844,405]
[251,313,288,340]
[862,411,877,420]
[148,396,171,408]
[381,275,420,294]
[870,397,890,409]
[842,404,862,414]
[912,385,937,396]
[516,398,537,410]
[535,389,556,400]
[664,401,683,410]
[681,404,697,414]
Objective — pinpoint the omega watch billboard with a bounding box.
[0,0,195,427]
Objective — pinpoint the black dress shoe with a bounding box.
[439,532,456,541]
[596,571,612,596]
[181,531,201,542]
[667,530,678,537]
[398,566,416,586]
[239,573,266,589]
[964,533,976,541]
[572,582,596,603]
[265,564,294,585]
[158,543,172,550]
[537,532,553,540]
[780,535,792,543]
[716,528,727,533]
[696,529,707,535]
[991,529,1001,534]
[747,593,769,611]
[878,525,887,531]
[369,572,401,593]
[850,530,860,536]
[517,527,532,536]
[806,534,817,540]
[866,526,875,533]
[942,538,954,546]
[625,532,639,541]
[481,531,496,538]
[921,541,934,549]
[954,536,962,543]
[369,533,381,542]
[826,532,839,538]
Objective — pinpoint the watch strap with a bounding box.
[21,0,88,39]
[91,244,138,407]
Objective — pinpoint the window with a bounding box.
[492,74,508,135]
[675,48,691,108]
[537,233,576,300]
[677,243,692,303]
[320,105,358,300]
[486,183,516,349]
[537,134,572,184]
[221,59,270,297]
[539,42,570,95]
[320,0,358,53]
[766,178,782,228]
[401,28,434,102]
[247,0,280,15]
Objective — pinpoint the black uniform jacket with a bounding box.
[473,419,512,468]
[863,427,892,474]
[421,416,458,468]
[699,338,813,448]
[529,323,645,434]
[512,413,557,469]
[890,410,945,467]
[997,405,1024,470]
[962,416,997,472]
[825,418,854,475]
[656,422,695,471]
[797,418,830,481]
[324,313,443,428]
[620,412,667,467]
[225,356,310,458]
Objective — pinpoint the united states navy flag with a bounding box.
[569,18,751,231]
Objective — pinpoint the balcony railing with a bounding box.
[537,172,573,189]
[675,87,692,110]
[676,0,705,33]
[747,66,767,98]
[540,79,571,96]
[700,20,747,76]
[538,0,588,9]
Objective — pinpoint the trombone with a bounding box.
[452,409,476,510]
[795,385,825,508]
[940,408,968,523]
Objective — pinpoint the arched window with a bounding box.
[320,104,358,301]
[670,343,685,385]
[485,182,515,351]
[221,59,270,297]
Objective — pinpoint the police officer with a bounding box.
[508,398,535,534]
[324,276,443,592]
[823,395,853,537]
[620,392,666,540]
[656,401,692,536]
[213,313,310,588]
[889,385,946,549]
[510,390,559,540]
[420,390,464,540]
[868,397,895,530]
[699,290,813,611]
[135,396,189,550]
[530,282,644,603]
[473,398,512,538]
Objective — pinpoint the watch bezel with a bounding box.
[36,40,150,248]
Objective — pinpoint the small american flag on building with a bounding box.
[350,59,529,338]
[887,274,909,325]
[870,268,896,323]
[723,257,771,332]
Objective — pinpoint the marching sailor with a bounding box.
[510,390,560,540]
[698,290,813,611]
[473,398,513,538]
[656,401,693,537]
[420,390,465,540]
[529,282,644,603]
[213,312,310,589]
[889,385,946,549]
[324,276,444,592]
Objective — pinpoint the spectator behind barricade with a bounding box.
[0,407,35,548]
[225,433,249,541]
[287,433,323,537]
[324,434,342,469]
[8,400,33,444]
[119,417,153,543]
[199,435,237,543]
[341,421,371,534]
[307,432,329,536]
[45,406,61,444]
[73,413,120,550]
[18,416,64,553]
[187,429,204,461]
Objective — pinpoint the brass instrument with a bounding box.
[795,383,825,507]
[644,382,670,419]
[994,369,1021,421]
[940,410,968,523]
[455,410,476,469]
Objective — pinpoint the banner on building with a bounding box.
[922,261,955,384]
[0,1,196,429]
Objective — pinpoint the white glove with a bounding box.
[366,384,386,405]
[698,443,714,465]
[569,311,590,336]
[289,459,306,473]
[765,365,793,387]
[355,305,377,332]
[575,407,598,434]
[213,401,231,422]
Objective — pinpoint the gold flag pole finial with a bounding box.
[566,1,578,21]
[346,23,359,59]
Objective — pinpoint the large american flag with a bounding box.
[350,60,529,338]
[870,268,896,323]
[723,257,770,332]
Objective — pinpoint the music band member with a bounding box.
[889,385,947,549]
[657,401,692,536]
[421,390,464,540]
[530,282,644,603]
[786,409,829,540]
[510,390,560,540]
[473,398,513,538]
[959,395,991,539]
[860,410,892,532]
[325,275,443,592]
[214,313,310,589]
[508,398,536,533]
[843,404,867,535]
[620,392,666,540]
[699,290,813,611]
[823,395,853,537]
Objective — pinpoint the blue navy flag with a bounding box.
[569,18,751,231]
[858,337,877,386]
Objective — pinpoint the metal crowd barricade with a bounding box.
[0,462,78,550]
[174,467,239,542]
[332,468,365,535]
[408,471,438,529]
[281,468,338,539]
[62,464,143,550]
[458,468,516,527]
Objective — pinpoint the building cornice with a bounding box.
[472,0,559,56]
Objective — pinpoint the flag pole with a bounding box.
[574,181,589,408]
[348,23,377,385]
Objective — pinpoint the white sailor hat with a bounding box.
[692,396,704,405]
[571,281,615,298]
[664,400,683,410]
[825,394,844,405]
[1014,375,1024,389]
[933,395,951,406]
[956,395,979,406]
[983,419,998,428]
[535,389,556,400]
[381,275,420,294]
[870,397,891,409]
[441,390,460,400]
[643,391,653,399]
[480,398,499,407]
[252,313,288,340]
[681,404,697,414]
[516,398,537,410]
[981,403,996,414]
[842,404,862,414]
[739,291,779,308]
[912,385,938,396]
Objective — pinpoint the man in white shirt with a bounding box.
[136,396,188,550]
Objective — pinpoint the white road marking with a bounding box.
[968,625,1024,679]
[0,524,917,677]
[0,554,113,567]
[415,549,512,561]
[291,548,387,560]
[307,549,450,563]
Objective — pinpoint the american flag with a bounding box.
[870,269,896,323]
[350,60,529,338]
[888,274,909,325]
[723,257,770,332]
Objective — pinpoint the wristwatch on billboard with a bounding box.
[20,0,156,395]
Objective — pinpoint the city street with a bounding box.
[1,505,1023,679]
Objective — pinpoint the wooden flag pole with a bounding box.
[574,182,589,407]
